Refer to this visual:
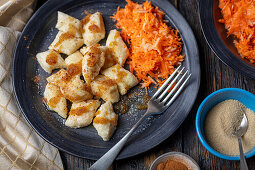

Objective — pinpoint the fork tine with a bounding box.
[165,74,191,108]
[151,65,182,99]
[157,67,185,101]
[162,70,188,104]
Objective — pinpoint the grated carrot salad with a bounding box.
[219,0,255,63]
[112,0,184,89]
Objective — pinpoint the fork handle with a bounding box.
[89,111,150,170]
[238,137,249,170]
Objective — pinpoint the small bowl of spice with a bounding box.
[196,88,255,160]
[149,152,200,170]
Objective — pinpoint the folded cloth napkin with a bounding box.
[0,0,37,32]
[0,1,64,170]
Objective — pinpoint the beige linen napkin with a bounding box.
[0,0,36,32]
[0,1,64,170]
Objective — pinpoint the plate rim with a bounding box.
[199,0,255,79]
[13,0,200,160]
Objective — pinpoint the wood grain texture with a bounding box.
[35,0,255,169]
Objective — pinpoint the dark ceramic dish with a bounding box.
[199,0,255,79]
[13,0,200,160]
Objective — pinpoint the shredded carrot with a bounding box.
[112,0,184,88]
[219,0,255,63]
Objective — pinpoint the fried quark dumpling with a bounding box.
[91,75,119,103]
[49,31,83,55]
[60,75,93,102]
[65,100,100,128]
[81,12,105,46]
[47,69,93,102]
[106,29,129,66]
[65,51,83,76]
[102,64,138,95]
[46,69,71,87]
[81,44,105,84]
[101,46,116,70]
[93,102,118,141]
[36,50,66,73]
[44,83,68,118]
[56,11,82,38]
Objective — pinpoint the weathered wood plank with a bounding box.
[59,152,73,170]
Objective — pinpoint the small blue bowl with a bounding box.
[196,88,255,160]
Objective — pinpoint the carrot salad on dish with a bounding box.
[219,0,255,63]
[112,0,184,89]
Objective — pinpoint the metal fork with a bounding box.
[89,65,191,170]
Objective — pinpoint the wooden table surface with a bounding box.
[36,0,255,169]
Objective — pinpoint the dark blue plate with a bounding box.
[13,0,200,160]
[199,0,255,79]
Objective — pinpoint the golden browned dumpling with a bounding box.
[60,75,93,102]
[56,11,82,38]
[46,69,71,87]
[102,64,138,95]
[44,83,67,118]
[81,12,105,46]
[49,31,83,55]
[101,46,116,70]
[91,75,120,103]
[106,29,129,66]
[65,51,83,76]
[65,100,100,128]
[47,69,93,102]
[93,102,118,141]
[81,44,105,84]
[36,50,66,73]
